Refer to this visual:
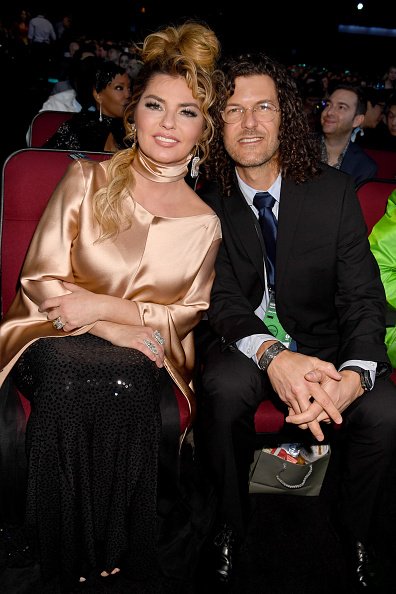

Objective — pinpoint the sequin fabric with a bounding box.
[12,333,161,588]
[43,112,128,152]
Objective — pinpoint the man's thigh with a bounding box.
[344,376,396,443]
[199,340,270,413]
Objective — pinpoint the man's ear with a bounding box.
[353,113,365,128]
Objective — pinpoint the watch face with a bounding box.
[361,370,373,391]
[343,366,372,391]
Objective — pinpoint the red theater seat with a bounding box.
[27,110,74,148]
[364,148,396,180]
[356,177,396,235]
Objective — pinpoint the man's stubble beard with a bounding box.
[225,142,280,170]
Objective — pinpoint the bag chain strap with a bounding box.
[276,462,313,489]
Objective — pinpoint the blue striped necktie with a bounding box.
[253,191,277,289]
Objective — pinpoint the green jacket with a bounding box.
[369,189,396,367]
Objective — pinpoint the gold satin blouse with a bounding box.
[0,159,221,398]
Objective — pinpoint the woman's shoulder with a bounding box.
[66,155,111,184]
[184,184,219,217]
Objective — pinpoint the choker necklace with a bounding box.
[132,149,192,183]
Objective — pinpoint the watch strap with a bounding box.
[341,365,373,392]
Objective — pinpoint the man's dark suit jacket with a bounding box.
[198,164,390,371]
[341,141,377,187]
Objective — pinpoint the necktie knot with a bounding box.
[253,191,275,214]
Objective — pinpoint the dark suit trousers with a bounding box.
[196,338,396,542]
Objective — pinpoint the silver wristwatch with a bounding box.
[258,342,288,372]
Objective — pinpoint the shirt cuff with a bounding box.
[339,360,377,390]
[236,334,278,365]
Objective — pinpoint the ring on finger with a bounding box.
[143,339,159,355]
[153,330,165,346]
[52,316,65,330]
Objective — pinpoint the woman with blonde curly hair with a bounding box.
[0,21,221,590]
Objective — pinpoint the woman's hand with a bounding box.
[39,281,106,331]
[40,282,166,367]
[91,322,165,368]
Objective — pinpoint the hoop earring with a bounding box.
[191,145,200,178]
[99,103,103,123]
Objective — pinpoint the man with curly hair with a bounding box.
[195,52,396,590]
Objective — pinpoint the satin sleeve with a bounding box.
[135,219,221,372]
[0,160,91,371]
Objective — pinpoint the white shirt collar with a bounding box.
[235,170,282,207]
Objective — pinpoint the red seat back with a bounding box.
[254,400,285,433]
[28,110,74,147]
[356,178,396,235]
[364,148,396,179]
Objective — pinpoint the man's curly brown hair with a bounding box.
[205,53,321,196]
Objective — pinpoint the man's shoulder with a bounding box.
[347,141,374,159]
[198,179,221,200]
[343,142,378,182]
[290,162,353,191]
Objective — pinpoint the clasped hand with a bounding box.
[266,350,348,441]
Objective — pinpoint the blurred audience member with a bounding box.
[44,62,131,152]
[11,8,30,49]
[362,88,386,131]
[119,52,130,70]
[301,80,323,132]
[320,84,377,186]
[106,44,121,64]
[383,65,396,92]
[385,98,396,142]
[362,95,396,152]
[28,9,56,80]
[39,81,82,113]
[126,54,143,82]
[358,88,387,149]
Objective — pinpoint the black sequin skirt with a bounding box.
[12,333,162,588]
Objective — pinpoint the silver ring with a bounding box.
[143,339,159,355]
[153,330,165,346]
[52,316,65,330]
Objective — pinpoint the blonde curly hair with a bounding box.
[93,21,220,240]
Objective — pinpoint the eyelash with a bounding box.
[181,108,197,118]
[145,101,161,110]
[144,101,197,117]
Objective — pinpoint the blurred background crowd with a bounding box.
[0,1,394,166]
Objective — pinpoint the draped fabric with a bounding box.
[0,158,221,398]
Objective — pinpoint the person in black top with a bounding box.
[44,62,131,152]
